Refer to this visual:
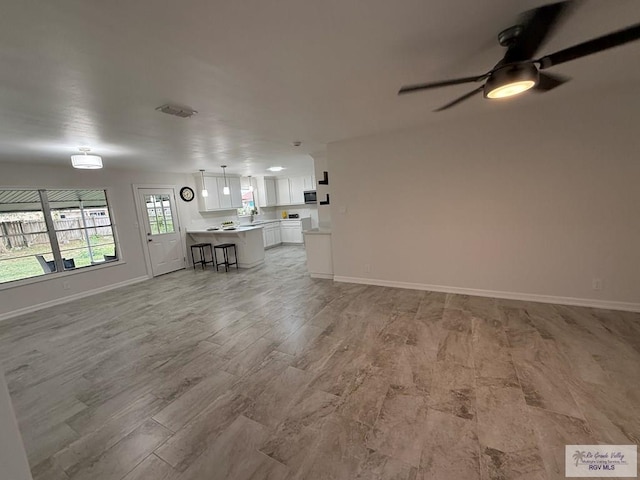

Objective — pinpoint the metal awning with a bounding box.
[0,189,108,212]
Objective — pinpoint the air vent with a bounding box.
[155,104,198,118]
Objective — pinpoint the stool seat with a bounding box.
[190,243,214,270]
[213,243,238,272]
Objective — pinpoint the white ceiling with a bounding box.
[0,0,638,176]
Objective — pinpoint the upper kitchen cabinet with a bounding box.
[275,175,315,206]
[255,176,277,207]
[197,174,242,211]
[276,178,292,205]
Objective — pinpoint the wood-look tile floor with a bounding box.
[1,245,639,480]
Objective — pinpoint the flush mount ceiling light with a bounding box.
[71,148,103,169]
[267,166,284,172]
[484,63,538,99]
[199,169,208,197]
[221,165,230,195]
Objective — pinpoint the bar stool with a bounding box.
[190,243,214,270]
[213,243,238,272]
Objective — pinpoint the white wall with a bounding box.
[0,372,32,480]
[329,88,640,309]
[0,162,206,318]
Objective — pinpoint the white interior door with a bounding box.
[138,188,185,276]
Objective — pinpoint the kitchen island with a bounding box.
[187,225,265,268]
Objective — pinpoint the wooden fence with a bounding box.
[0,218,113,249]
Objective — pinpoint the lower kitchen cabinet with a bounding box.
[262,219,310,248]
[262,222,281,249]
[281,218,311,244]
[281,222,303,243]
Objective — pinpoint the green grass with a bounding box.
[0,237,116,284]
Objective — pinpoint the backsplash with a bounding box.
[188,205,318,229]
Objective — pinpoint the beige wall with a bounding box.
[0,162,202,318]
[328,89,640,309]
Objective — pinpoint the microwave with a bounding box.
[303,190,317,204]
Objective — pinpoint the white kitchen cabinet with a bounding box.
[289,177,305,205]
[276,178,291,205]
[262,222,282,249]
[256,176,277,207]
[303,175,316,191]
[280,223,297,243]
[197,174,242,211]
[275,176,312,206]
[280,218,311,244]
[202,176,220,210]
[229,177,242,208]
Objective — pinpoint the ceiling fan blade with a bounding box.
[535,72,570,91]
[504,1,574,63]
[398,74,486,95]
[433,86,484,112]
[538,23,640,69]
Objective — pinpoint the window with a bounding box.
[0,189,118,285]
[143,194,175,234]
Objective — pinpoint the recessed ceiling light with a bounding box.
[267,166,285,172]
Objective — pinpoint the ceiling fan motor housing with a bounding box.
[483,63,539,98]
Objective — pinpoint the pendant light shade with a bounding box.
[221,165,230,195]
[199,169,208,197]
[71,148,103,169]
[248,175,254,192]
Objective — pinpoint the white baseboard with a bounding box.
[333,276,640,313]
[310,273,334,280]
[0,276,150,322]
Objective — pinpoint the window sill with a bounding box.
[0,260,127,292]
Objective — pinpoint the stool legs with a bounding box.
[213,243,238,272]
[190,243,214,270]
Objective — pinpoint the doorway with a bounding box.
[136,187,185,276]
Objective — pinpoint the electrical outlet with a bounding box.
[62,281,70,291]
[592,278,603,291]
[364,263,371,273]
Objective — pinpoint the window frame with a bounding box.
[0,187,123,290]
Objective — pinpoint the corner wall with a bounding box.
[328,89,640,309]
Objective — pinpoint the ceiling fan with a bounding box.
[398,1,640,111]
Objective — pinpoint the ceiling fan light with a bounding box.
[486,80,536,99]
[484,64,539,99]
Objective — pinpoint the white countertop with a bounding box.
[187,225,263,234]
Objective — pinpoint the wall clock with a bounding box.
[180,186,195,202]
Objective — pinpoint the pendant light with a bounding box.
[248,175,254,192]
[199,169,208,197]
[221,165,230,195]
[71,147,103,169]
